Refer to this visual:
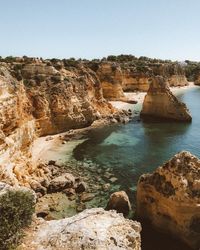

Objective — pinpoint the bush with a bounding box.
[0,187,35,249]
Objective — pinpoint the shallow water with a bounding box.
[72,87,200,250]
[74,87,200,198]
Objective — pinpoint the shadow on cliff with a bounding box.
[140,219,193,250]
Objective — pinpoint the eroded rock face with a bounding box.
[88,58,188,100]
[20,208,142,250]
[141,76,192,121]
[0,60,115,186]
[194,75,200,85]
[96,62,126,101]
[106,191,131,216]
[168,75,188,87]
[137,151,200,249]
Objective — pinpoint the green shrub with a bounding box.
[0,188,35,249]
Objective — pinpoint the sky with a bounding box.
[1,0,200,61]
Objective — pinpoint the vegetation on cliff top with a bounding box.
[1,54,200,81]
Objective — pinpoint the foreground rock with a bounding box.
[0,182,35,249]
[20,208,141,250]
[141,76,192,121]
[106,191,131,216]
[137,151,200,249]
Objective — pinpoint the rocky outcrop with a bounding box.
[96,62,126,100]
[122,71,150,92]
[20,208,142,250]
[88,57,189,100]
[140,76,192,121]
[137,151,200,249]
[194,75,200,85]
[168,75,188,87]
[0,182,35,249]
[106,191,131,216]
[0,60,115,186]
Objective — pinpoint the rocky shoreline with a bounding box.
[0,55,200,249]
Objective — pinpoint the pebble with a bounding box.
[102,183,111,191]
[109,177,118,183]
[81,193,95,202]
[104,172,113,179]
[76,203,86,212]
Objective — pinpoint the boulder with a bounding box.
[75,181,87,193]
[48,173,75,192]
[80,192,95,202]
[106,191,131,216]
[20,208,141,250]
[137,151,200,249]
[141,76,192,121]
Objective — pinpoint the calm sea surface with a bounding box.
[72,86,200,250]
[74,87,200,191]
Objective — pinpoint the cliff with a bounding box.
[137,151,200,249]
[0,58,115,186]
[140,76,192,121]
[87,56,189,100]
[96,62,126,100]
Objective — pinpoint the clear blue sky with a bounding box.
[1,0,200,61]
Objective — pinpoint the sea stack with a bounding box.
[140,76,192,121]
[136,151,200,249]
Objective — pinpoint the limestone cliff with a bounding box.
[87,57,188,100]
[96,62,126,100]
[136,151,200,249]
[0,58,115,186]
[140,76,192,121]
[194,75,200,85]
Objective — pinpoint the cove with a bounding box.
[73,87,200,197]
[72,87,200,250]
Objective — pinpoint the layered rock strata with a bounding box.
[87,56,189,100]
[0,59,115,186]
[137,151,200,249]
[140,76,192,121]
[19,208,142,250]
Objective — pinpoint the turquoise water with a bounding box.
[73,87,200,250]
[74,87,200,195]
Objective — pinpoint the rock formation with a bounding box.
[137,151,200,249]
[96,62,126,100]
[19,208,142,250]
[0,59,115,186]
[194,75,200,85]
[140,76,192,121]
[87,56,189,101]
[106,191,131,216]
